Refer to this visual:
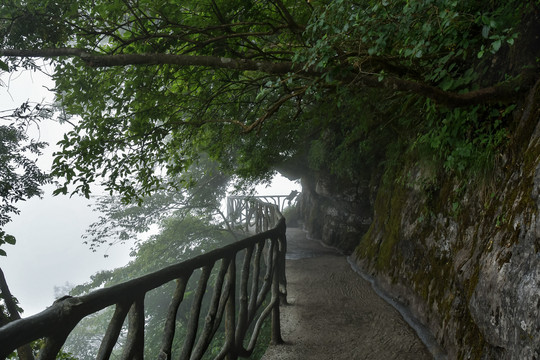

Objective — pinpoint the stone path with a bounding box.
[261,227,432,360]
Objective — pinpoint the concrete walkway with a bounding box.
[261,227,432,360]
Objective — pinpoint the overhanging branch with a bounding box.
[0,48,299,75]
[1,48,538,107]
[349,68,540,107]
[243,86,308,133]
[0,268,35,360]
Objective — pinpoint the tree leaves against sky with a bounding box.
[0,0,537,203]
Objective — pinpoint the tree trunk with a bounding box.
[0,267,36,360]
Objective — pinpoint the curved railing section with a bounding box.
[226,194,296,234]
[0,198,287,360]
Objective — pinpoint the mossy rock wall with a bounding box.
[352,81,540,359]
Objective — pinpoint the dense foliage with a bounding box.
[1,0,537,203]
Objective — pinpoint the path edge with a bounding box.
[347,256,448,360]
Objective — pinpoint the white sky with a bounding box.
[0,65,300,316]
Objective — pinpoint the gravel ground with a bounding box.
[261,228,432,360]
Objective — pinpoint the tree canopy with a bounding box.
[1,0,538,202]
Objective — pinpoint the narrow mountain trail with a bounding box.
[261,227,432,360]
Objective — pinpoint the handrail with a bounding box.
[0,200,287,360]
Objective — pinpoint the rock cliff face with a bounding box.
[298,82,540,359]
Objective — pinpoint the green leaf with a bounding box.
[0,249,6,256]
[440,78,454,91]
[482,25,490,39]
[4,235,16,245]
[0,60,9,72]
[477,46,485,58]
[492,39,502,52]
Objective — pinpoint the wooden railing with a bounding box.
[226,194,295,234]
[0,199,287,360]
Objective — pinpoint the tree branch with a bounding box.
[0,268,35,360]
[348,67,539,107]
[0,268,20,322]
[2,48,538,107]
[270,0,304,32]
[244,86,308,133]
[0,48,300,74]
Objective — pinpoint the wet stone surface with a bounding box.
[284,227,341,260]
[262,227,432,360]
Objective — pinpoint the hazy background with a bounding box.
[1,65,300,316]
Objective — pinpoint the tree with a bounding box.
[0,0,538,201]
[82,153,239,251]
[0,107,49,355]
[0,118,49,255]
[1,267,36,359]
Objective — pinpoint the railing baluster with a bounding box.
[97,301,131,360]
[38,299,81,360]
[256,239,275,308]
[210,257,236,360]
[190,258,230,360]
[262,207,266,232]
[245,238,281,352]
[277,222,288,305]
[211,264,233,338]
[234,245,254,352]
[179,265,213,360]
[247,242,263,322]
[270,238,284,345]
[38,328,75,360]
[223,256,237,360]
[256,204,262,233]
[158,274,191,360]
[120,296,145,360]
[245,202,249,232]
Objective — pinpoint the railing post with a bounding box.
[271,237,284,345]
[179,265,212,360]
[227,197,232,226]
[158,276,190,360]
[277,218,288,305]
[257,203,262,233]
[97,301,131,360]
[244,201,249,233]
[263,207,268,231]
[121,296,145,360]
[225,256,237,360]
